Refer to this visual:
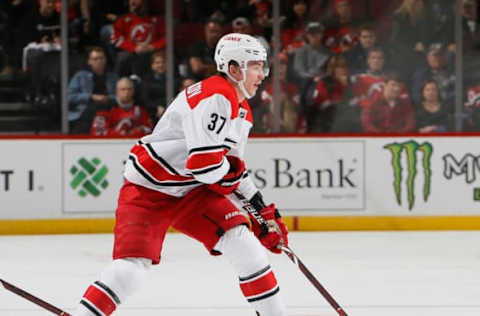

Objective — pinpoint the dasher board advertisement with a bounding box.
[245,139,365,212]
[2,136,480,219]
[61,142,133,213]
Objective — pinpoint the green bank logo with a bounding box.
[384,141,433,210]
[70,157,109,197]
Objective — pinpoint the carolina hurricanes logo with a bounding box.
[130,23,153,44]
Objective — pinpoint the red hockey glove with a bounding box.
[249,203,288,254]
[208,156,246,195]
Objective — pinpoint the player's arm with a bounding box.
[184,93,246,193]
[243,190,289,254]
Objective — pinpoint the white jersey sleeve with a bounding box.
[184,93,234,184]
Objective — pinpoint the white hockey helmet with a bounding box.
[214,33,269,98]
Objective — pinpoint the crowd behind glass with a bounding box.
[0,0,479,135]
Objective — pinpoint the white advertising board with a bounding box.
[366,137,480,215]
[0,140,62,218]
[61,142,133,213]
[244,139,365,213]
[1,136,480,219]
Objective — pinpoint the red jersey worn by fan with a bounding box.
[361,87,415,133]
[90,105,152,137]
[351,72,385,108]
[73,33,288,316]
[111,13,166,52]
[467,83,480,107]
[324,24,357,54]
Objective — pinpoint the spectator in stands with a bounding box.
[140,50,167,124]
[232,16,270,56]
[90,77,152,136]
[351,47,387,108]
[112,0,166,77]
[462,0,480,90]
[362,73,415,133]
[425,0,455,49]
[308,55,361,133]
[293,21,332,117]
[323,0,360,54]
[89,0,129,41]
[281,0,310,52]
[415,80,451,133]
[186,17,223,81]
[389,0,429,81]
[411,43,455,107]
[462,0,480,53]
[260,53,306,134]
[174,0,205,61]
[6,0,60,69]
[178,76,197,92]
[345,24,378,75]
[251,0,273,44]
[463,77,480,130]
[68,46,118,134]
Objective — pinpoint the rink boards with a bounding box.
[1,135,480,234]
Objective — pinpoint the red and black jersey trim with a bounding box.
[139,140,179,175]
[188,144,231,155]
[186,144,231,175]
[218,169,245,186]
[224,138,237,145]
[128,155,199,186]
[190,161,225,176]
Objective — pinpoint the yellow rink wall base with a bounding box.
[1,216,480,235]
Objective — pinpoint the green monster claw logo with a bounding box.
[384,141,433,210]
[70,157,109,197]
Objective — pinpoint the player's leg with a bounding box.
[74,257,151,316]
[172,186,287,316]
[214,225,287,316]
[73,182,174,316]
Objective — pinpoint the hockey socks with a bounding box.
[80,281,120,315]
[239,265,285,315]
[74,258,151,316]
[214,225,287,316]
[239,265,279,302]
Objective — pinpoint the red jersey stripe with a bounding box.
[131,144,194,182]
[186,149,228,172]
[185,76,239,119]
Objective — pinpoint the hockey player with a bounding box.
[73,33,289,316]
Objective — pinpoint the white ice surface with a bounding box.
[1,231,479,316]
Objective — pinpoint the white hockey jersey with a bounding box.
[124,75,258,199]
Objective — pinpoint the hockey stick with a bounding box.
[280,246,348,316]
[0,278,71,316]
[232,191,348,316]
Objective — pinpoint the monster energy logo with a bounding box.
[384,141,433,210]
[70,157,109,197]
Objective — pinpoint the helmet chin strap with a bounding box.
[226,68,253,100]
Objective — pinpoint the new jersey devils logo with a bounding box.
[130,23,153,44]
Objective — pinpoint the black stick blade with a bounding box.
[0,278,71,316]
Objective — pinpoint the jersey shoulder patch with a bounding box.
[185,76,239,118]
[240,100,253,124]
